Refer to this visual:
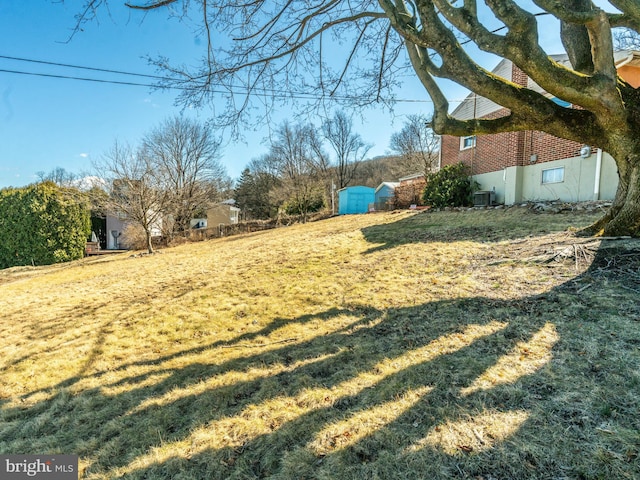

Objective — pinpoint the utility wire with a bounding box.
[0,54,168,80]
[0,68,369,102]
[0,68,165,89]
[0,53,441,103]
[0,67,437,103]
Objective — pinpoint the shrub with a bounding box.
[283,192,325,216]
[422,163,475,208]
[0,182,91,268]
[394,177,427,209]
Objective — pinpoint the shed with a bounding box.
[374,182,399,211]
[338,186,375,215]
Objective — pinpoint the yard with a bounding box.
[1,205,639,479]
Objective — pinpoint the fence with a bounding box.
[173,212,331,244]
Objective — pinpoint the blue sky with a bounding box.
[0,2,574,189]
[0,2,443,189]
[0,2,236,188]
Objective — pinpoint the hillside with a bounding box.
[1,207,639,479]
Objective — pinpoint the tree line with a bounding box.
[94,116,232,253]
[235,112,438,221]
[20,112,437,261]
[98,112,438,250]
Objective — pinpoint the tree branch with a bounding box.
[609,0,640,31]
[419,0,622,127]
[206,11,386,78]
[377,24,393,102]
[331,19,376,96]
[385,1,605,142]
[70,0,630,155]
[432,0,505,53]
[532,0,597,23]
[125,0,178,10]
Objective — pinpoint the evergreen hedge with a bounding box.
[422,162,475,208]
[0,182,91,269]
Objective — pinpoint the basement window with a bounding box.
[460,135,476,150]
[541,166,565,184]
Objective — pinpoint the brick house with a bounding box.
[440,51,640,205]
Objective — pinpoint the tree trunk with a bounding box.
[587,155,640,237]
[145,228,154,254]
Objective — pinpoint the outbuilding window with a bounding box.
[541,166,565,184]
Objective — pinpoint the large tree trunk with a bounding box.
[587,153,640,237]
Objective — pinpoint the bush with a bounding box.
[283,193,325,216]
[394,177,427,209]
[0,182,91,268]
[422,163,475,208]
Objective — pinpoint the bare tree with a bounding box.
[95,142,167,254]
[322,111,371,189]
[268,122,327,221]
[142,116,228,236]
[615,27,640,50]
[390,114,439,176]
[73,1,640,236]
[36,167,78,187]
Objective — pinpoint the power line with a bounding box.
[0,53,445,104]
[0,68,165,89]
[0,67,348,101]
[0,54,167,80]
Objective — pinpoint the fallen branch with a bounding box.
[620,285,640,294]
[576,283,592,294]
[219,337,298,349]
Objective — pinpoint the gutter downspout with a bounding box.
[593,148,603,201]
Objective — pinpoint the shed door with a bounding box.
[351,193,368,213]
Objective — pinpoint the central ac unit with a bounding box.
[473,190,496,207]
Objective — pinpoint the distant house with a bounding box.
[105,213,162,250]
[207,199,240,227]
[338,186,375,215]
[374,182,399,211]
[190,218,207,229]
[105,214,127,250]
[439,51,640,205]
[103,178,164,250]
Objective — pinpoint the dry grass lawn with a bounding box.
[1,207,639,479]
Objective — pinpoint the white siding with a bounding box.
[450,59,512,120]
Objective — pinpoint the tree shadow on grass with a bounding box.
[1,246,639,479]
[8,306,373,407]
[360,209,600,253]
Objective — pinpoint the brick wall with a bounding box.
[511,63,529,87]
[441,128,584,175]
[441,107,523,175]
[528,131,583,163]
[441,63,585,175]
